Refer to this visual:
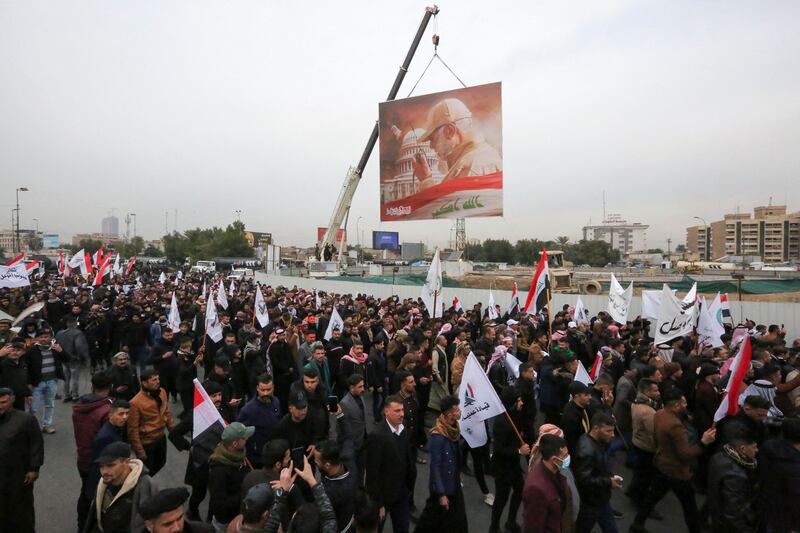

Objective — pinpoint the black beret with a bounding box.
[139,487,190,520]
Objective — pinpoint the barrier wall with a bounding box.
[254,272,800,339]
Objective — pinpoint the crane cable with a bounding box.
[406,12,468,98]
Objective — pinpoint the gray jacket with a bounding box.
[56,327,90,365]
[339,392,367,451]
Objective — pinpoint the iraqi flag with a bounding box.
[714,333,752,422]
[523,249,549,315]
[57,251,65,275]
[453,296,464,315]
[5,252,25,266]
[589,351,604,381]
[126,256,137,275]
[506,283,519,316]
[720,294,732,321]
[191,378,227,467]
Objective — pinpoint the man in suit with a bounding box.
[365,395,416,533]
[339,374,367,483]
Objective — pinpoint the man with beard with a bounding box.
[127,313,152,374]
[325,326,347,391]
[0,387,44,533]
[268,328,295,411]
[237,374,282,468]
[290,366,330,443]
[305,341,332,399]
[86,399,130,516]
[630,389,717,533]
[175,337,201,415]
[128,369,175,476]
[106,351,140,401]
[0,341,32,410]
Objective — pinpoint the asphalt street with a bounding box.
[30,369,689,533]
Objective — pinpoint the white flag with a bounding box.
[574,296,589,324]
[254,286,269,328]
[504,352,524,379]
[706,292,725,328]
[314,290,322,310]
[0,264,31,288]
[201,281,207,301]
[168,293,181,332]
[176,270,183,281]
[487,289,499,320]
[607,274,632,324]
[459,353,506,447]
[324,307,344,341]
[159,272,166,284]
[682,283,698,326]
[654,284,697,345]
[112,254,121,275]
[229,279,236,297]
[216,280,228,309]
[697,297,725,348]
[420,249,443,318]
[574,360,593,386]
[205,296,224,343]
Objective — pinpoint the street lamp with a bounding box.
[130,213,137,238]
[15,187,28,253]
[693,216,709,261]
[356,216,362,263]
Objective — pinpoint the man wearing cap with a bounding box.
[208,422,255,530]
[26,326,67,433]
[0,317,15,348]
[107,351,141,401]
[139,487,214,532]
[128,368,175,475]
[0,387,44,533]
[290,366,331,443]
[412,97,502,188]
[85,441,158,533]
[0,340,32,410]
[561,381,595,455]
[272,390,315,456]
[226,483,274,533]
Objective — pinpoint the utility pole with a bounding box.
[165,211,169,235]
[666,238,672,257]
[15,187,29,253]
[455,218,466,251]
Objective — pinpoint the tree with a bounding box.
[464,241,484,261]
[143,245,162,256]
[68,239,103,254]
[675,244,686,253]
[116,236,144,258]
[163,221,253,263]
[513,239,545,265]
[481,239,514,263]
[25,235,43,252]
[646,248,664,254]
[564,239,619,267]
[555,236,570,246]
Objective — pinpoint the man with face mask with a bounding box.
[630,389,717,533]
[522,434,571,533]
[207,422,254,530]
[707,427,759,533]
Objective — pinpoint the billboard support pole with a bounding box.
[317,6,440,261]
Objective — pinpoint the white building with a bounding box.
[582,214,649,255]
[101,215,119,236]
[380,129,444,203]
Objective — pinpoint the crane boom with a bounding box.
[316,5,440,264]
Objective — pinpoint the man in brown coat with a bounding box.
[630,388,716,533]
[128,368,174,476]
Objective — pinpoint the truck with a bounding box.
[190,260,216,274]
[228,268,255,281]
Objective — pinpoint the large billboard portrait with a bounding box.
[378,82,502,222]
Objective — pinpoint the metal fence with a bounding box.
[254,272,800,340]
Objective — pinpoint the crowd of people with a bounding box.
[1,268,800,533]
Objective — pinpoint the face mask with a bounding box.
[559,455,571,470]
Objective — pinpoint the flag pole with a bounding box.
[545,285,553,348]
[503,410,527,447]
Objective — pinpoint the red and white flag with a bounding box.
[93,254,112,286]
[720,293,732,321]
[57,252,65,275]
[125,256,137,276]
[25,259,39,271]
[523,249,549,315]
[92,248,104,268]
[453,296,464,315]
[84,252,93,276]
[589,351,603,381]
[506,282,519,316]
[5,252,25,266]
[714,333,752,422]
[191,378,227,466]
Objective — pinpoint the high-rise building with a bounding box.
[686,205,800,263]
[101,215,119,236]
[582,214,648,255]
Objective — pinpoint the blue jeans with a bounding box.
[577,502,618,533]
[63,360,83,398]
[31,379,58,428]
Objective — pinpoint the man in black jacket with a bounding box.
[365,395,416,533]
[106,351,140,401]
[207,422,254,530]
[0,341,31,410]
[562,380,595,454]
[27,326,67,434]
[490,387,531,533]
[573,413,621,533]
[515,363,537,440]
[0,387,44,533]
[149,328,178,400]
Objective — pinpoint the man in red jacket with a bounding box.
[523,434,571,533]
[72,373,113,531]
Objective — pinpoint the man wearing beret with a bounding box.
[139,487,213,533]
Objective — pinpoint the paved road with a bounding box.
[31,370,689,532]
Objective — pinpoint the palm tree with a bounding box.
[555,236,570,246]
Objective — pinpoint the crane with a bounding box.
[312,5,440,274]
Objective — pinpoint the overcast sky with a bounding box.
[1,1,799,251]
